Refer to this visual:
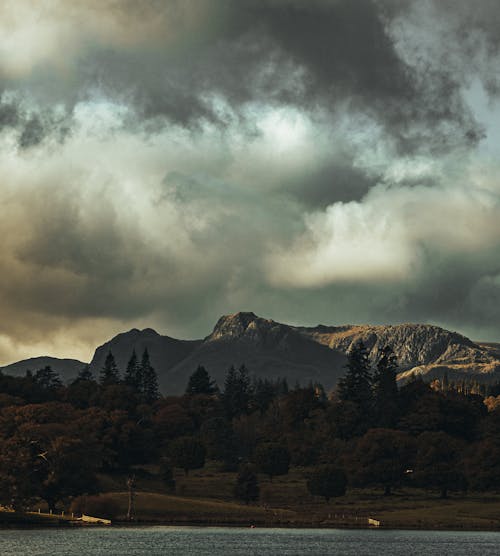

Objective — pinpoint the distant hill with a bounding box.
[1,357,87,383]
[88,327,201,388]
[86,312,500,394]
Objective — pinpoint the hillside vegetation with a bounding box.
[1,340,500,529]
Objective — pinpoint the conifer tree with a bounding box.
[338,341,372,412]
[372,345,399,427]
[100,351,120,386]
[223,364,252,419]
[74,365,94,383]
[125,350,141,391]
[253,377,276,414]
[185,365,217,395]
[34,366,62,390]
[140,348,159,403]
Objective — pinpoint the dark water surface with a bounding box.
[0,526,499,556]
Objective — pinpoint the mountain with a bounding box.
[88,327,201,386]
[296,323,500,383]
[167,312,347,393]
[1,357,87,382]
[86,312,500,394]
[5,313,497,393]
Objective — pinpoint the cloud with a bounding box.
[266,169,500,339]
[0,0,499,363]
[0,0,491,148]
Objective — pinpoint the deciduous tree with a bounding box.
[168,436,206,475]
[234,465,259,505]
[307,465,347,502]
[254,443,290,481]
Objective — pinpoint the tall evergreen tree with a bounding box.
[372,345,400,427]
[337,341,372,412]
[185,365,217,395]
[34,366,62,390]
[140,348,159,403]
[100,351,120,386]
[253,378,277,414]
[73,365,94,383]
[223,364,252,419]
[125,350,141,391]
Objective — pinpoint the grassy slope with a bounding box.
[91,465,500,529]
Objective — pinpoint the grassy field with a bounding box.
[80,464,500,530]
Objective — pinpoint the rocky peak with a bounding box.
[366,324,483,367]
[208,311,296,343]
[209,312,262,341]
[301,322,490,370]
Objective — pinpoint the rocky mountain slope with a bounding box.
[297,322,500,384]
[166,312,347,393]
[87,312,500,394]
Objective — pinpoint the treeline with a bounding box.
[0,342,500,512]
[0,348,160,409]
[429,372,500,397]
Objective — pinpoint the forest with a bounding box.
[1,342,500,517]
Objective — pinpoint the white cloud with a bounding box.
[266,178,500,288]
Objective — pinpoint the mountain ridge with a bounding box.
[89,313,500,393]
[3,313,500,393]
[0,357,87,382]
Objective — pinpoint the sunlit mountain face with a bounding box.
[1,0,500,364]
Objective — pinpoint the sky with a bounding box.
[1,0,500,364]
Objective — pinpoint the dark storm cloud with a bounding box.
[18,115,45,148]
[0,96,71,149]
[0,1,488,152]
[0,100,20,129]
[284,160,377,207]
[85,0,485,153]
[1,0,500,363]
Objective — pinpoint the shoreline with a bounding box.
[2,516,500,533]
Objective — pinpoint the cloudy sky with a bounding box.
[1,0,500,364]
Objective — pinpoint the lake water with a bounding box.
[0,526,499,556]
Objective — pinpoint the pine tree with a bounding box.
[74,365,94,383]
[223,364,252,419]
[338,341,372,412]
[34,366,62,390]
[279,377,289,396]
[372,345,399,427]
[238,364,251,401]
[253,378,276,414]
[140,348,159,403]
[185,365,217,395]
[124,350,141,391]
[100,351,120,386]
